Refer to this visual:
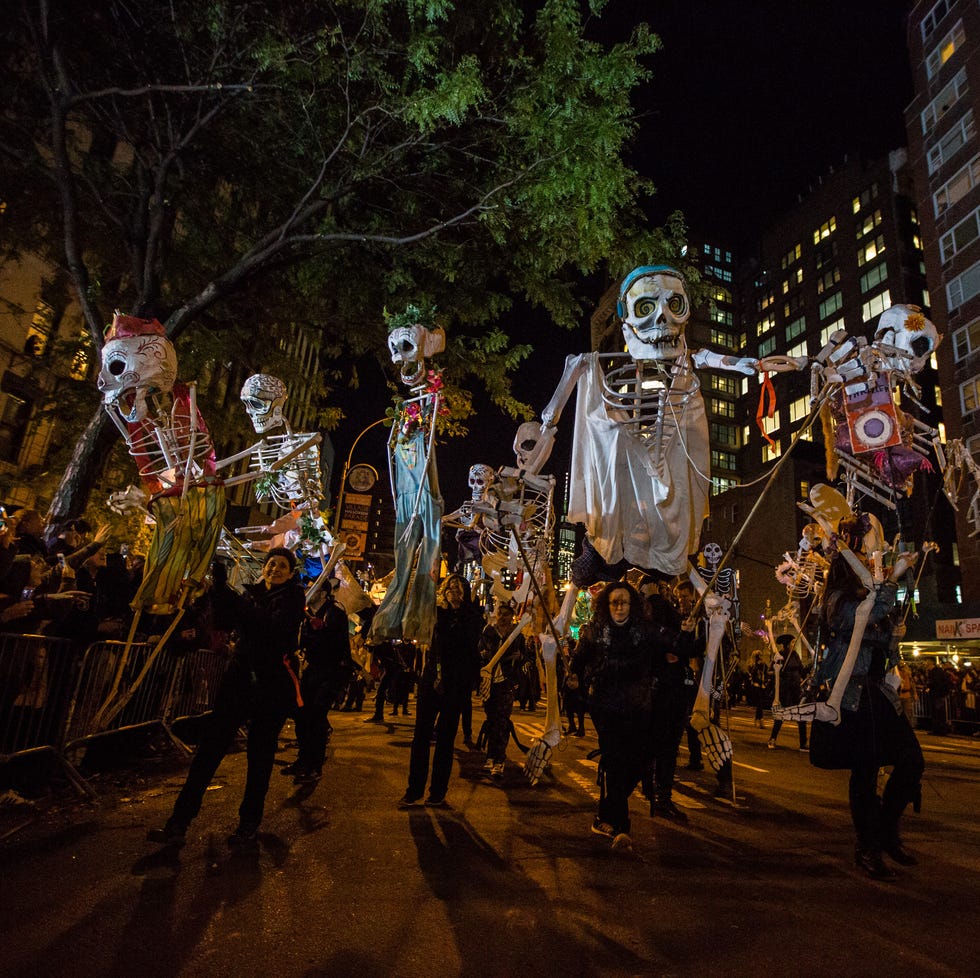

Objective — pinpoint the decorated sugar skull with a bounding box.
[874,304,941,374]
[98,313,177,423]
[617,265,691,362]
[240,373,289,433]
[468,463,495,502]
[386,305,446,388]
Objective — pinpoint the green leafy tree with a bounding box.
[1,0,689,530]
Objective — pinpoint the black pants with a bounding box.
[849,711,924,851]
[596,720,649,835]
[406,682,463,800]
[483,682,516,763]
[770,717,808,748]
[648,685,688,802]
[171,672,290,829]
[294,672,335,774]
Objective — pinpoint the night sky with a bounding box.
[335,0,917,514]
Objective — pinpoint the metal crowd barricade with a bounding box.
[62,639,176,756]
[165,647,229,726]
[0,632,93,796]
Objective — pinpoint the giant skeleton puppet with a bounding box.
[520,265,788,783]
[91,315,232,727]
[367,308,446,647]
[444,430,561,783]
[235,373,344,599]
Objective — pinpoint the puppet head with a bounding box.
[467,463,495,502]
[617,265,690,362]
[874,304,941,374]
[98,313,177,423]
[240,373,288,433]
[385,305,445,388]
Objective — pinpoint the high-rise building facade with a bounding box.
[905,0,980,602]
[706,150,959,626]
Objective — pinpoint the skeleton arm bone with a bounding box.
[222,433,322,487]
[524,635,561,785]
[479,613,532,699]
[213,439,270,471]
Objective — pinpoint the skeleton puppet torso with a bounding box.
[540,269,719,578]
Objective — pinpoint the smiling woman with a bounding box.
[147,546,306,851]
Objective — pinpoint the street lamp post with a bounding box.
[333,417,388,534]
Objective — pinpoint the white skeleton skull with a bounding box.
[240,373,289,434]
[387,324,446,387]
[98,318,177,424]
[618,266,690,362]
[874,304,940,374]
[702,542,723,571]
[513,421,552,472]
[468,463,495,502]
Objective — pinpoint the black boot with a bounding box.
[855,848,897,880]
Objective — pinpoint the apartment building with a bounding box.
[705,150,960,626]
[905,0,980,602]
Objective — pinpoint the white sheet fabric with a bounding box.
[566,353,710,577]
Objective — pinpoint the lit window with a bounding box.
[711,450,737,470]
[935,385,943,408]
[710,398,736,419]
[812,217,837,244]
[960,376,980,413]
[710,375,738,396]
[861,290,891,322]
[763,441,782,462]
[857,235,886,267]
[820,318,845,346]
[756,314,775,336]
[789,396,810,423]
[762,413,779,435]
[787,340,807,359]
[925,17,963,78]
[759,335,776,357]
[856,209,884,239]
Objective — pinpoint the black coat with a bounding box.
[424,603,484,698]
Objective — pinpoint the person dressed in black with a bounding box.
[399,574,483,807]
[767,633,809,751]
[284,582,352,786]
[148,547,305,850]
[810,545,922,880]
[478,600,525,779]
[643,587,695,821]
[569,581,659,852]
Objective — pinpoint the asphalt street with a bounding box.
[2,703,979,978]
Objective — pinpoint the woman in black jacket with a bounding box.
[149,547,306,849]
[570,581,657,852]
[399,574,483,808]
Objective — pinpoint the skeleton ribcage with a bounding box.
[126,417,215,488]
[479,483,554,573]
[248,434,323,511]
[600,359,700,468]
